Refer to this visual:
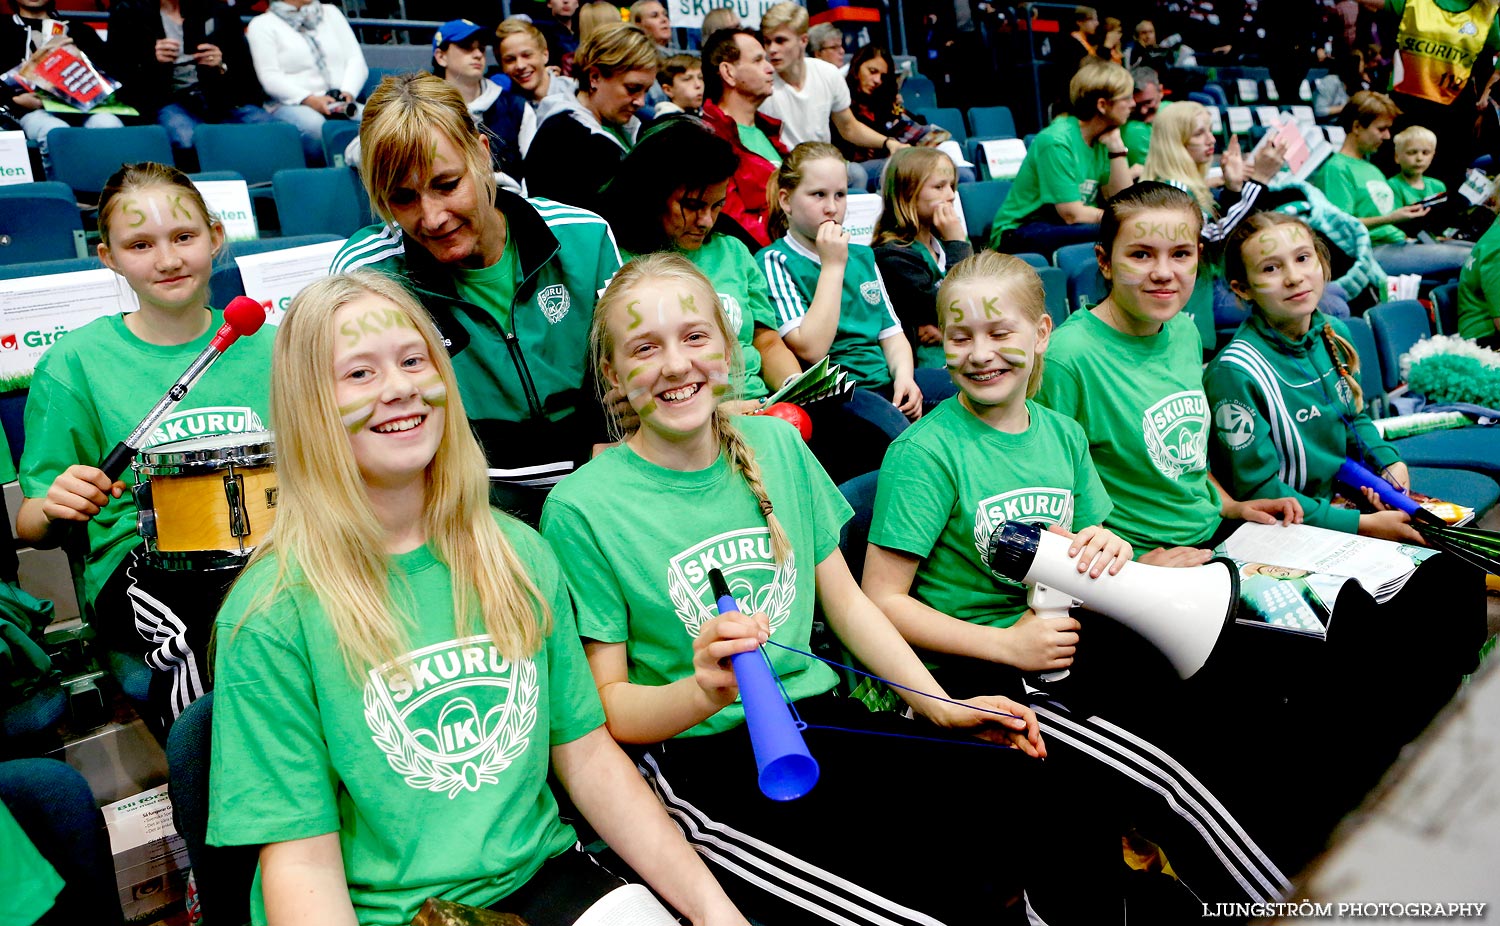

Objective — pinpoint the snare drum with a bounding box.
[132,432,277,571]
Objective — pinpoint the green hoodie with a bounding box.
[331,193,622,476]
[1203,312,1401,534]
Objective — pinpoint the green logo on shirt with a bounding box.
[538,284,571,324]
[973,488,1073,572]
[668,528,798,636]
[1143,390,1209,480]
[363,635,539,796]
[1214,399,1256,451]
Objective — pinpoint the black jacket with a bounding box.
[107,0,263,120]
[873,237,972,347]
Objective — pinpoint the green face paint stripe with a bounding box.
[997,347,1028,366]
[704,352,724,361]
[638,400,659,417]
[340,400,376,433]
[168,193,193,222]
[711,383,728,396]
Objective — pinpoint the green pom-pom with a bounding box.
[1407,353,1500,408]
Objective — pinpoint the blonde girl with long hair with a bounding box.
[16,162,273,733]
[872,146,971,370]
[539,253,1093,926]
[207,271,746,926]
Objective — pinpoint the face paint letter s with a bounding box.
[120,198,148,228]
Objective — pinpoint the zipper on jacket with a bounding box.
[503,325,545,419]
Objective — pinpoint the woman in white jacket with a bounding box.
[247,0,369,162]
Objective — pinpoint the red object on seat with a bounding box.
[762,403,813,443]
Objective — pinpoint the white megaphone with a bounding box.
[986,522,1239,679]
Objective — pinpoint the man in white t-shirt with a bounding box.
[756,1,904,188]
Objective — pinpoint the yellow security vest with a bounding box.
[1392,0,1494,104]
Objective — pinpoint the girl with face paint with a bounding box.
[863,251,1292,915]
[210,270,747,926]
[1041,187,1487,875]
[540,253,1114,926]
[1036,182,1305,568]
[14,162,274,733]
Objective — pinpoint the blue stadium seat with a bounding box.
[900,74,937,110]
[0,181,86,265]
[194,122,307,189]
[1411,467,1500,519]
[46,125,174,195]
[1013,252,1049,269]
[322,119,363,168]
[1053,242,1105,312]
[837,471,880,582]
[966,105,1016,139]
[1037,266,1070,327]
[956,179,1009,252]
[913,107,967,146]
[1431,281,1459,335]
[1367,299,1431,393]
[273,167,373,238]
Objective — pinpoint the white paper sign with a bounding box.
[0,267,137,386]
[670,0,786,30]
[1206,105,1223,135]
[195,180,258,241]
[1254,106,1282,127]
[233,239,345,324]
[979,138,1027,181]
[1236,78,1259,103]
[843,194,882,246]
[1226,107,1253,135]
[0,130,32,186]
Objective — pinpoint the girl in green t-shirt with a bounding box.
[15,163,275,733]
[209,272,745,926]
[863,251,1294,911]
[544,252,1137,925]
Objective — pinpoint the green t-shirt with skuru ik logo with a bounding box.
[990,115,1112,245]
[540,414,845,738]
[19,312,273,605]
[208,515,603,926]
[1037,310,1221,551]
[1313,152,1406,245]
[869,397,1113,629]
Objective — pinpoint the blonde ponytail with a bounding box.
[717,409,793,564]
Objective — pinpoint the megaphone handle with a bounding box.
[1029,583,1077,683]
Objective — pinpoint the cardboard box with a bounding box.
[102,784,189,922]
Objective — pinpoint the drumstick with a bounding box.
[98,296,268,480]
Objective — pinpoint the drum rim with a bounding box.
[133,431,277,475]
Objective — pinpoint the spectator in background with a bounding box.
[0,0,124,168]
[838,44,969,191]
[1100,16,1124,64]
[246,0,368,163]
[532,0,580,74]
[807,22,847,73]
[653,52,703,115]
[1121,65,1164,168]
[699,27,787,247]
[757,1,907,190]
[989,59,1134,255]
[1356,0,1498,188]
[109,0,273,151]
[630,0,674,50]
[701,7,740,38]
[525,23,659,211]
[578,1,623,43]
[432,19,530,186]
[1312,89,1473,279]
[496,17,579,111]
[1313,48,1372,119]
[1122,18,1172,73]
[1456,212,1500,348]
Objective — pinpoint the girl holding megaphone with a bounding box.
[541,253,1126,926]
[863,249,1291,913]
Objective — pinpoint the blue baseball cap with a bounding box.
[433,19,484,54]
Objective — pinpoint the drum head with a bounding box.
[133,430,276,475]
